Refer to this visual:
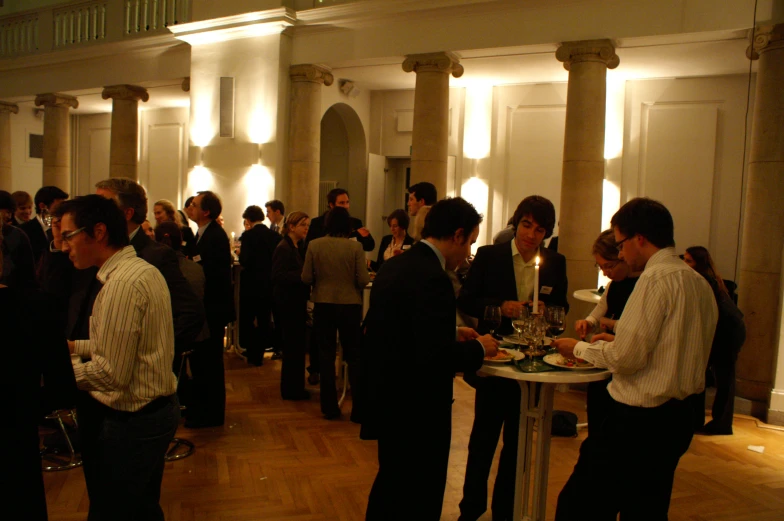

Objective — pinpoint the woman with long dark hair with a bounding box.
[271,211,312,400]
[683,246,746,435]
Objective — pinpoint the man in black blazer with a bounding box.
[0,191,37,289]
[189,190,236,427]
[364,197,499,521]
[305,187,375,252]
[456,195,569,521]
[20,186,68,266]
[238,205,281,366]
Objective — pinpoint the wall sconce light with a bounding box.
[339,79,361,98]
[199,146,205,166]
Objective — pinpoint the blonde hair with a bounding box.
[592,229,619,261]
[282,211,308,236]
[154,199,183,226]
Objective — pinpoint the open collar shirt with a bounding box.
[511,241,538,302]
[73,246,177,411]
[574,247,718,407]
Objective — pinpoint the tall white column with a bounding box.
[34,93,79,191]
[102,85,149,180]
[0,102,19,189]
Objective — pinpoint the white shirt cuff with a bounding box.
[573,341,591,359]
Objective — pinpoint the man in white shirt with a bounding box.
[56,194,179,521]
[552,197,718,521]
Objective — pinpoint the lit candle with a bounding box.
[231,231,235,241]
[533,256,540,313]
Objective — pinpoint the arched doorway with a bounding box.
[319,103,367,221]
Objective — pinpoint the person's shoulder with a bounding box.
[540,246,566,263]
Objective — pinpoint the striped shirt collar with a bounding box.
[97,246,137,284]
[642,247,679,270]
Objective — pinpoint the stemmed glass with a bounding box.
[511,306,529,347]
[545,305,566,341]
[483,305,502,338]
[519,313,548,372]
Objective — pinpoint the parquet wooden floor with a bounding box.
[43,352,784,520]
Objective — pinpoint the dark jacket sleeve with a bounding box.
[456,246,505,320]
[542,251,569,314]
[154,245,206,350]
[271,241,304,287]
[373,235,393,272]
[199,226,236,327]
[352,217,375,252]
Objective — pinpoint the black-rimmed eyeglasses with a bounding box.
[62,227,86,244]
[615,235,633,252]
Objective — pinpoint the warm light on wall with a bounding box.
[597,178,621,288]
[243,164,274,210]
[461,176,489,254]
[604,74,625,160]
[463,84,493,159]
[188,165,214,193]
[190,92,216,147]
[248,109,274,145]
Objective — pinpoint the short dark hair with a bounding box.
[265,199,285,214]
[95,178,147,225]
[34,186,69,214]
[11,191,32,208]
[611,197,675,249]
[511,196,556,239]
[0,190,15,212]
[154,221,183,251]
[54,194,130,249]
[184,196,195,210]
[387,209,410,231]
[242,205,265,222]
[421,197,483,241]
[408,182,437,205]
[196,191,222,221]
[327,188,349,206]
[324,206,352,237]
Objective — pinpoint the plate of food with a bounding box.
[543,353,596,370]
[501,336,553,347]
[484,348,525,364]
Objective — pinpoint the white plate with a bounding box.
[542,353,596,370]
[501,336,553,347]
[483,349,525,364]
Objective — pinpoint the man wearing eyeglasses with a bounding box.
[56,194,179,521]
[456,195,568,521]
[551,198,717,521]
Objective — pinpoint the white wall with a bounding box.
[8,104,43,195]
[74,113,111,196]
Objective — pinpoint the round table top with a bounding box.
[573,288,602,304]
[479,363,610,384]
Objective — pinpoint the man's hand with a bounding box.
[476,334,499,358]
[574,319,591,339]
[598,317,616,331]
[457,327,479,342]
[52,216,63,250]
[500,300,525,318]
[551,337,579,359]
[356,227,370,237]
[591,333,615,343]
[526,300,546,313]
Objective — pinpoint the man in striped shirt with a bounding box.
[56,195,179,521]
[552,198,718,521]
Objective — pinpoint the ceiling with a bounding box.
[11,36,755,115]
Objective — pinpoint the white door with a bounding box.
[366,153,387,262]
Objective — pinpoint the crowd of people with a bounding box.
[0,177,746,521]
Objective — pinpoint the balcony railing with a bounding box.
[0,0,191,59]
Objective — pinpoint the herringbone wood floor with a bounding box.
[43,352,784,520]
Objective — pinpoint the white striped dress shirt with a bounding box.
[574,248,718,407]
[73,246,177,412]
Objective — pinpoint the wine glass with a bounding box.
[483,305,502,338]
[545,306,566,341]
[511,306,529,346]
[520,313,548,372]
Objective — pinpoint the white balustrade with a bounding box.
[53,1,107,48]
[0,13,38,57]
[125,0,190,35]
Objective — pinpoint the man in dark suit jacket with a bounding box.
[189,190,236,427]
[364,197,499,521]
[456,196,569,521]
[20,186,68,267]
[0,191,37,289]
[238,205,281,366]
[305,187,375,252]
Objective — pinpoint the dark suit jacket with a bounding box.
[457,242,569,336]
[239,223,281,293]
[181,225,197,259]
[0,224,37,290]
[372,233,415,272]
[305,213,375,252]
[194,220,236,328]
[19,218,48,266]
[364,242,485,434]
[271,235,310,311]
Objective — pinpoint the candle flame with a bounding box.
[535,256,540,266]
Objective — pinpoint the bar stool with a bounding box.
[41,409,82,472]
[166,350,195,461]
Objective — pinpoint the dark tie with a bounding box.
[194,232,200,243]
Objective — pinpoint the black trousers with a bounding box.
[187,324,226,425]
[239,286,272,364]
[586,378,614,436]
[459,377,521,521]
[278,299,308,398]
[697,345,740,433]
[313,303,362,418]
[555,394,699,521]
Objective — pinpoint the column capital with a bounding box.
[747,24,784,60]
[290,64,334,86]
[555,39,619,71]
[102,85,150,102]
[0,101,19,114]
[402,51,464,78]
[34,93,79,109]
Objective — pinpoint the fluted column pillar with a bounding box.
[0,102,19,188]
[102,85,149,180]
[737,24,784,412]
[34,93,78,191]
[555,40,619,318]
[288,64,333,217]
[403,52,464,198]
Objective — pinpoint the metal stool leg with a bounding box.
[41,410,82,472]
